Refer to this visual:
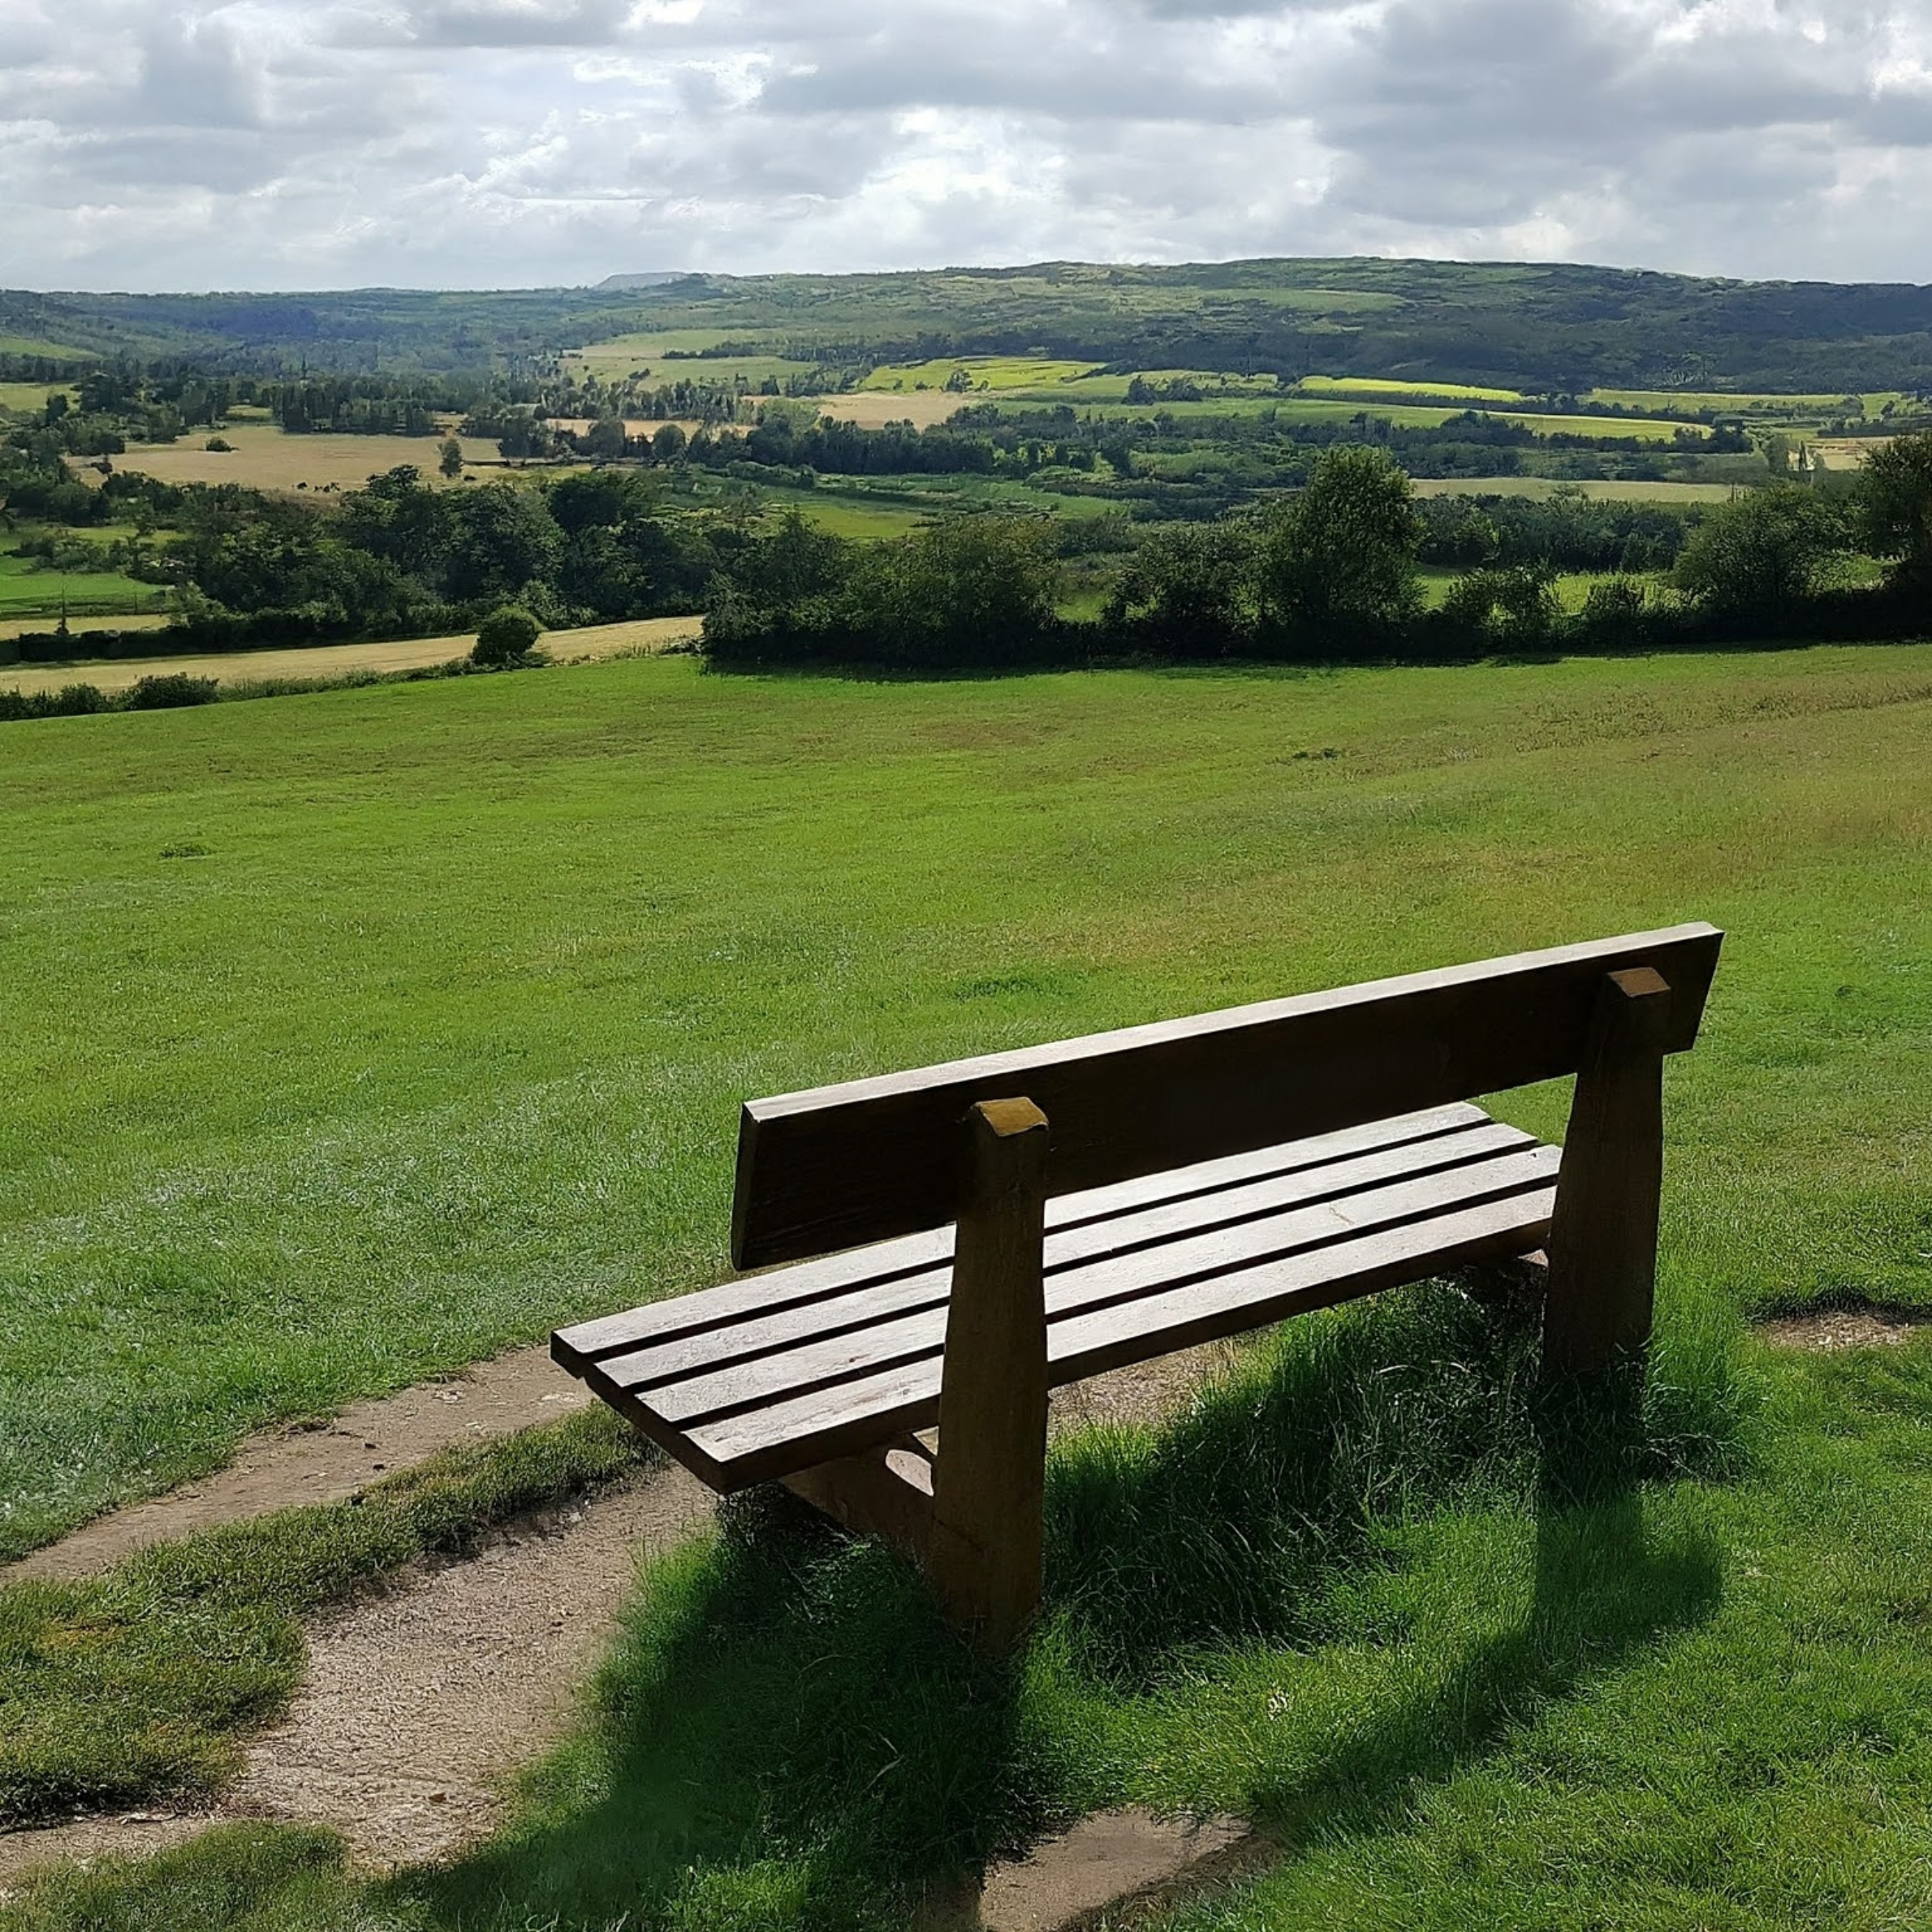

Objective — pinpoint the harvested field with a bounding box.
[0,615,698,696]
[1411,475,1742,502]
[77,425,505,494]
[800,388,974,429]
[0,612,170,643]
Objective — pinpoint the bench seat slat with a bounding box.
[668,1184,1558,1489]
[561,1119,1560,1490]
[580,1117,1530,1399]
[610,1141,1557,1430]
[554,1102,1495,1368]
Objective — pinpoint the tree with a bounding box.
[1672,486,1847,623]
[1441,563,1560,653]
[1104,521,1257,653]
[584,416,627,461]
[1254,445,1423,644]
[438,437,464,481]
[472,605,541,667]
[651,422,688,465]
[1856,430,1932,590]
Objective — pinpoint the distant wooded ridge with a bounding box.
[6,257,1932,391]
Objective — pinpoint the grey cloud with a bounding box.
[9,0,1932,291]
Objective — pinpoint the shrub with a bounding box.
[205,437,234,453]
[1441,563,1562,653]
[1673,486,1848,624]
[472,604,542,668]
[125,674,220,710]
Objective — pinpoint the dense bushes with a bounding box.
[705,512,1067,666]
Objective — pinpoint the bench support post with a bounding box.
[1543,967,1673,1375]
[929,1097,1051,1653]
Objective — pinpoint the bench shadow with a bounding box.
[391,1285,1727,1932]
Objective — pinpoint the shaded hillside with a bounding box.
[6,257,1932,390]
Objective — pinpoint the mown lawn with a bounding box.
[2,645,1930,1928]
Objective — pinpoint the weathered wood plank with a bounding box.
[684,1184,1557,1489]
[928,1098,1052,1650]
[610,1145,1559,1430]
[1542,968,1672,1374]
[733,925,1721,1267]
[585,1119,1534,1404]
[555,1103,1494,1371]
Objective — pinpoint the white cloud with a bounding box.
[2,0,1931,288]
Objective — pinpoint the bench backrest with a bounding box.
[731,922,1723,1270]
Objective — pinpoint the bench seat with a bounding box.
[554,1099,1559,1493]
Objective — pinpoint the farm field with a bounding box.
[0,551,162,618]
[0,611,170,643]
[567,330,821,387]
[0,615,698,697]
[1410,475,1743,502]
[86,424,505,493]
[2,645,1931,1928]
[1301,374,1527,403]
[859,354,1098,391]
[0,381,77,413]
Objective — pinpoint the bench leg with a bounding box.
[1543,967,1673,1375]
[929,1098,1051,1653]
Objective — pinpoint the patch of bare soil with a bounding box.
[0,1343,1236,1894]
[0,1469,716,1884]
[1757,1304,1932,1352]
[925,1810,1266,1932]
[4,1346,594,1585]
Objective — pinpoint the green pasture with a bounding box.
[0,382,76,415]
[4,645,1932,1928]
[0,335,86,361]
[1587,387,1901,420]
[749,485,931,541]
[0,552,160,619]
[860,355,1098,393]
[1415,567,1673,614]
[1412,477,1743,503]
[568,331,820,386]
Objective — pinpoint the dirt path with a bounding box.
[0,1469,715,1882]
[0,1341,1240,1900]
[6,1346,594,1585]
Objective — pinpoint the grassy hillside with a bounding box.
[11,257,1932,389]
[3,647,1928,1555]
[2,645,1930,1930]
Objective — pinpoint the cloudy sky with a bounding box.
[5,0,1932,292]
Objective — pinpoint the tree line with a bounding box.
[703,442,1932,668]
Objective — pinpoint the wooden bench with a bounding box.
[555,922,1722,1649]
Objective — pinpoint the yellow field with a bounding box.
[0,381,77,414]
[1411,476,1744,502]
[802,390,976,429]
[1301,375,1526,404]
[83,424,504,494]
[0,611,170,643]
[0,615,698,697]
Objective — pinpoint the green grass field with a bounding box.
[1411,477,1744,502]
[0,551,162,619]
[5,645,1932,1928]
[0,381,76,414]
[861,355,1098,392]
